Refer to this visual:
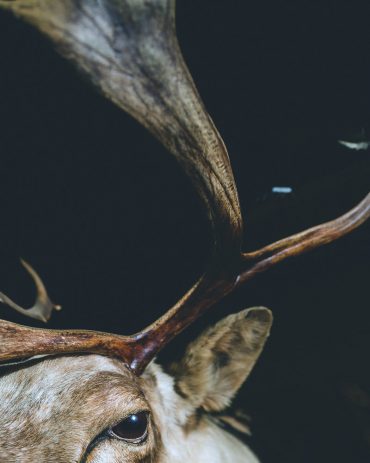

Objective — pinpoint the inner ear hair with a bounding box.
[170,307,272,412]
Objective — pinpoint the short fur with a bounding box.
[0,308,272,462]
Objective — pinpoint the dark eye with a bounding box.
[109,412,149,443]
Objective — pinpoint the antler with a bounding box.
[0,0,369,374]
[0,260,61,323]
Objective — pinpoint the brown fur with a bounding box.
[0,355,162,462]
[0,308,272,462]
[170,308,272,412]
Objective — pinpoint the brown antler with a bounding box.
[0,0,369,374]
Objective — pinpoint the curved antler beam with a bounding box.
[0,0,243,259]
[1,192,368,373]
[0,0,369,375]
[132,192,370,372]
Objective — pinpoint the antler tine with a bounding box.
[0,318,139,366]
[0,1,369,374]
[239,192,370,285]
[0,260,61,323]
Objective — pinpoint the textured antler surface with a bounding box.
[0,0,369,374]
[0,0,242,257]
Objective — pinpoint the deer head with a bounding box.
[0,308,270,462]
[0,1,369,462]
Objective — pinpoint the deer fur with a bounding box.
[0,3,271,461]
[0,1,369,462]
[0,308,270,462]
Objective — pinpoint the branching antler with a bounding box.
[0,260,61,323]
[239,192,370,285]
[0,0,369,374]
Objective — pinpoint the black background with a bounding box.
[0,1,370,462]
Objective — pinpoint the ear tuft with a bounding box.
[170,307,272,412]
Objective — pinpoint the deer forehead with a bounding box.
[0,356,162,463]
[0,355,194,462]
[0,356,149,443]
[0,355,193,430]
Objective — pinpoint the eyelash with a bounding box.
[107,426,149,444]
[81,429,145,463]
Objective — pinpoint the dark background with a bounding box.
[0,1,370,462]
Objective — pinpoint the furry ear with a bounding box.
[170,307,272,412]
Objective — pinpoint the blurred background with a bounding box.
[0,1,369,461]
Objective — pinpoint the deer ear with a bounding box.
[171,307,272,412]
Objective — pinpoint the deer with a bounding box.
[0,1,369,462]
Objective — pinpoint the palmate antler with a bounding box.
[0,0,369,374]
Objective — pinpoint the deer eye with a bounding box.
[109,412,149,443]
